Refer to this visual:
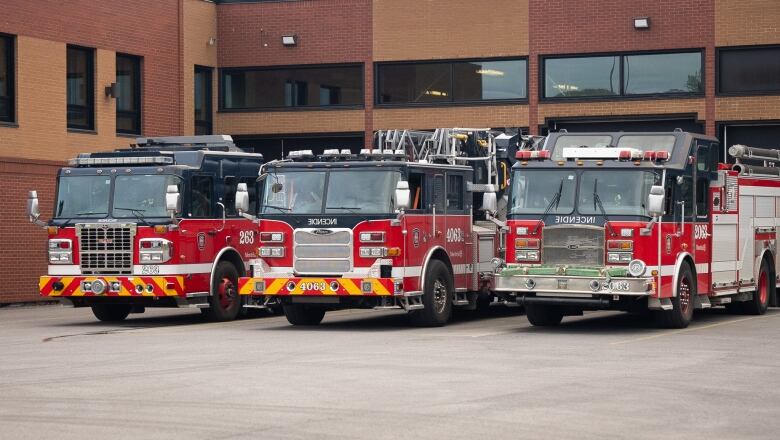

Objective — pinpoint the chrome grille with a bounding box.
[294,228,352,275]
[77,223,136,275]
[542,225,604,266]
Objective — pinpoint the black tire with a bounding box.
[724,302,745,314]
[743,259,771,315]
[91,304,132,322]
[283,304,326,326]
[410,259,453,327]
[525,303,564,326]
[655,262,695,328]
[205,261,241,322]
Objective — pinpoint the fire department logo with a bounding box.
[312,229,333,235]
[197,232,206,250]
[412,229,420,248]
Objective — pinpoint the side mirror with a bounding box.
[481,192,498,214]
[647,185,665,217]
[166,185,181,214]
[394,180,411,211]
[235,182,249,214]
[27,190,46,227]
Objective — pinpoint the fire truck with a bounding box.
[494,130,779,328]
[28,135,265,322]
[235,128,510,326]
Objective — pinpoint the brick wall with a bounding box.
[0,157,61,303]
[183,0,218,136]
[715,0,780,46]
[374,105,529,131]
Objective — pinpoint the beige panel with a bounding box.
[716,0,780,46]
[716,96,780,122]
[217,110,365,135]
[373,105,528,130]
[0,37,127,162]
[183,0,218,136]
[538,99,706,122]
[373,0,529,61]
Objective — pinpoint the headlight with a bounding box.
[48,239,73,264]
[628,259,647,277]
[259,247,285,258]
[139,238,172,263]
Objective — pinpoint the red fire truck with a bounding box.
[494,130,778,328]
[235,129,511,326]
[28,136,265,322]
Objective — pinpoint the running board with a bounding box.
[694,295,712,309]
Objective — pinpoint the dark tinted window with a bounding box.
[432,175,445,212]
[116,54,141,134]
[719,46,780,94]
[195,66,213,134]
[544,51,702,98]
[624,52,702,94]
[222,65,363,109]
[446,174,464,211]
[544,56,620,98]
[0,35,13,123]
[378,59,526,104]
[191,175,213,217]
[67,46,94,130]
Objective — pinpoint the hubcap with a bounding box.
[432,279,447,314]
[759,269,769,305]
[679,275,691,315]
[218,277,237,309]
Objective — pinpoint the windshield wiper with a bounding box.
[75,211,107,216]
[262,205,291,213]
[592,179,617,237]
[114,207,152,226]
[532,179,564,234]
[325,206,362,214]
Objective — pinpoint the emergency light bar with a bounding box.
[561,147,643,160]
[68,156,174,166]
[515,150,551,160]
[287,150,315,160]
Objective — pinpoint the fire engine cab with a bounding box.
[494,130,779,328]
[28,135,264,322]
[236,129,509,326]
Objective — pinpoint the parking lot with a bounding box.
[1,304,778,439]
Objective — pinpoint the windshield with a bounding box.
[510,169,660,217]
[112,175,182,218]
[55,174,182,219]
[260,170,401,215]
[510,170,577,214]
[55,176,111,218]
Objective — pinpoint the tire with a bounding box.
[91,304,132,322]
[283,304,326,326]
[655,262,695,329]
[410,259,453,327]
[205,261,241,322]
[743,259,771,315]
[724,302,745,314]
[525,303,564,327]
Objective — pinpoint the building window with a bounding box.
[195,66,213,135]
[116,54,141,134]
[0,35,14,123]
[543,51,703,99]
[221,64,363,110]
[67,45,95,130]
[377,58,527,105]
[718,46,780,95]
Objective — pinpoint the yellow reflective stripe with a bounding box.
[372,279,390,296]
[266,278,287,295]
[340,279,362,295]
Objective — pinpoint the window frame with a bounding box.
[540,48,705,102]
[195,65,213,135]
[115,53,142,135]
[716,44,780,97]
[218,62,365,112]
[0,33,15,124]
[375,56,529,107]
[66,45,96,131]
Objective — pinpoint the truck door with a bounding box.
[693,140,716,294]
[431,173,446,248]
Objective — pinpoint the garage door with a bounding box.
[233,133,365,161]
[545,116,704,135]
[720,123,780,163]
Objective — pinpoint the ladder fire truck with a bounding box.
[494,130,779,328]
[28,135,265,322]
[234,128,512,326]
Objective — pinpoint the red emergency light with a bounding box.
[516,150,551,160]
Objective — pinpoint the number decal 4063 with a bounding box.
[239,230,255,245]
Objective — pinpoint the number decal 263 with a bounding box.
[239,230,255,245]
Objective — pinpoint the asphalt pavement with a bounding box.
[1,304,778,439]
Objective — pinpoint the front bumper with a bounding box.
[238,277,397,296]
[493,266,654,297]
[39,276,184,297]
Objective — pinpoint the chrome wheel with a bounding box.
[679,275,692,316]
[433,279,447,314]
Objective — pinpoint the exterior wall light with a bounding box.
[634,17,650,29]
[281,35,297,47]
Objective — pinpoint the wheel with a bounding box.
[91,304,132,322]
[282,304,326,326]
[655,262,695,328]
[476,291,492,313]
[724,302,744,314]
[205,261,241,322]
[410,259,453,327]
[525,303,564,326]
[743,259,771,315]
